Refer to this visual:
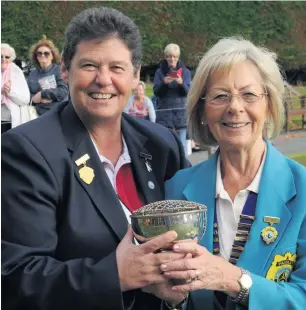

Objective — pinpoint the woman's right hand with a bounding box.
[3,81,11,94]
[116,226,186,292]
[32,91,52,104]
[164,76,174,84]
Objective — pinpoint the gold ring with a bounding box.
[190,270,200,282]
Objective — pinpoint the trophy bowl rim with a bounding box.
[130,208,207,219]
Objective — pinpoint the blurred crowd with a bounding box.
[1,38,194,153]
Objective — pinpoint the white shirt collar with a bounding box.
[215,146,267,198]
[91,135,131,169]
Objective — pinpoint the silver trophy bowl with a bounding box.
[130,200,207,243]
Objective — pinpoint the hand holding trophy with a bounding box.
[130,200,207,308]
[130,200,207,245]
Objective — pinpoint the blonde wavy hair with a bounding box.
[188,37,285,146]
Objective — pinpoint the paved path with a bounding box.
[272,131,306,155]
[188,130,306,165]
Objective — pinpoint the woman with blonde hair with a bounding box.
[147,37,306,310]
[153,43,191,154]
[27,35,68,115]
[124,81,156,122]
[1,43,30,133]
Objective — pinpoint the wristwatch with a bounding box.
[231,268,252,305]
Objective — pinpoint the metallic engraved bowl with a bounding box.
[130,200,207,243]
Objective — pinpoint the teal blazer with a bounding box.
[165,142,306,310]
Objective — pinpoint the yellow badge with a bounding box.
[261,226,278,244]
[75,154,95,185]
[261,216,280,244]
[79,166,95,184]
[266,252,296,282]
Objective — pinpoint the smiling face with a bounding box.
[36,45,53,69]
[166,53,179,69]
[204,60,268,152]
[134,83,145,99]
[63,37,139,125]
[1,47,12,72]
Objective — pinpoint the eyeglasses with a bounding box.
[202,92,268,105]
[36,51,51,57]
[1,55,10,60]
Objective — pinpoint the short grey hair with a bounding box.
[164,43,180,58]
[188,37,285,146]
[1,43,16,61]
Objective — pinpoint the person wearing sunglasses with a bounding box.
[27,35,68,115]
[1,43,30,133]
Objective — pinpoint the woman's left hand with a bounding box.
[142,280,187,305]
[175,77,183,85]
[160,242,241,297]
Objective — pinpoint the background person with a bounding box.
[153,43,191,154]
[2,7,190,310]
[27,35,68,115]
[1,43,30,133]
[151,37,306,309]
[124,81,156,122]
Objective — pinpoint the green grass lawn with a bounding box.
[145,83,154,98]
[288,152,306,166]
[295,87,306,95]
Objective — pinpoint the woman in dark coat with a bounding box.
[27,36,68,115]
[153,43,191,154]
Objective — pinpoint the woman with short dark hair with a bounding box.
[2,7,189,310]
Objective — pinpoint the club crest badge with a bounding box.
[261,226,278,244]
[266,252,296,282]
[75,154,95,185]
[261,216,280,244]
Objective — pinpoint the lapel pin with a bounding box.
[148,181,155,190]
[140,152,153,172]
[261,216,280,244]
[75,154,95,185]
[145,159,152,172]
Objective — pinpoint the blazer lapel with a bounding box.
[182,153,219,253]
[122,117,163,204]
[61,103,128,241]
[237,142,295,275]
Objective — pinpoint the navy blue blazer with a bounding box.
[1,101,189,310]
[165,142,306,310]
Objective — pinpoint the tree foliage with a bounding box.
[1,1,306,69]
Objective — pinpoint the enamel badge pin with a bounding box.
[75,154,95,185]
[140,152,152,172]
[261,216,280,244]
